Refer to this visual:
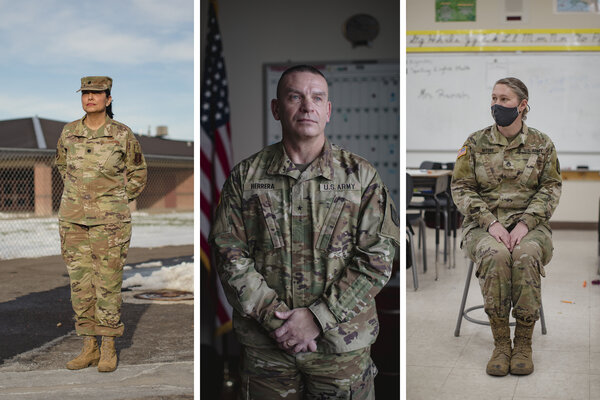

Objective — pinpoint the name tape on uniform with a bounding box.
[244,182,283,190]
[319,183,361,191]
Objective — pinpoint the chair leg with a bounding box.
[433,214,439,280]
[417,211,423,250]
[434,208,440,265]
[407,228,419,291]
[454,260,475,337]
[452,216,457,269]
[419,218,427,274]
[443,210,449,266]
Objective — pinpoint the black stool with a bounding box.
[454,260,547,337]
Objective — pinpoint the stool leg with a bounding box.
[455,260,475,337]
[540,303,547,335]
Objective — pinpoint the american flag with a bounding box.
[201,0,233,336]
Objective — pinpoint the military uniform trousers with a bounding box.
[239,346,376,400]
[59,220,131,337]
[463,225,553,323]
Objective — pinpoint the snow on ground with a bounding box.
[129,212,193,249]
[123,261,164,270]
[122,262,193,292]
[0,212,193,260]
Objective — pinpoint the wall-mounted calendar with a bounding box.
[264,61,400,207]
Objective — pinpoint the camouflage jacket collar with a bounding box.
[490,122,529,150]
[70,115,114,139]
[266,139,334,181]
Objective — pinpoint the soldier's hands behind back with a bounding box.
[271,308,320,355]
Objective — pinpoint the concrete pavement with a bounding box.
[0,361,193,400]
[0,245,194,400]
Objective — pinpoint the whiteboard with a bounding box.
[407,52,600,154]
[265,61,399,207]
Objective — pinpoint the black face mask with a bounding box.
[491,104,519,127]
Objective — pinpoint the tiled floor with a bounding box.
[406,228,600,400]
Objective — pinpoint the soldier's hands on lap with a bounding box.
[271,308,320,354]
[488,222,511,250]
[509,221,529,251]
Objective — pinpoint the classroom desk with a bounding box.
[407,169,454,279]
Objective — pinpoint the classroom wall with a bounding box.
[406,0,600,168]
[201,0,399,164]
[406,0,600,225]
[407,0,600,30]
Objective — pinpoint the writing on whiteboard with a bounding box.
[418,88,469,100]
[408,60,471,76]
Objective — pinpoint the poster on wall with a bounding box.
[555,0,600,13]
[435,0,476,22]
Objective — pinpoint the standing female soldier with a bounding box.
[55,76,147,372]
[451,77,561,376]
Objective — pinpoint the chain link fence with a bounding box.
[0,148,194,260]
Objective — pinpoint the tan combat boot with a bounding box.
[486,318,511,376]
[98,336,118,372]
[511,320,535,375]
[66,336,100,370]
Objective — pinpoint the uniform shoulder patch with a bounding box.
[457,146,467,159]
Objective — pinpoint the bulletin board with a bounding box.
[264,61,400,206]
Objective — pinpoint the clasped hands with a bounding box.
[488,220,528,252]
[270,308,320,355]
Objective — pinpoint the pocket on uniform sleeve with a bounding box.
[379,187,400,242]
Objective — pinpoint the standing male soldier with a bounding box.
[210,65,399,398]
[56,76,147,372]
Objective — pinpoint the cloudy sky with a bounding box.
[0,0,194,141]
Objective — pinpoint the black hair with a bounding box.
[276,65,327,99]
[105,89,114,119]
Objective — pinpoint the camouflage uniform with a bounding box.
[56,113,147,337]
[210,139,399,398]
[451,123,561,322]
[241,346,377,399]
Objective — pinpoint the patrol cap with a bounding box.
[77,76,113,92]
